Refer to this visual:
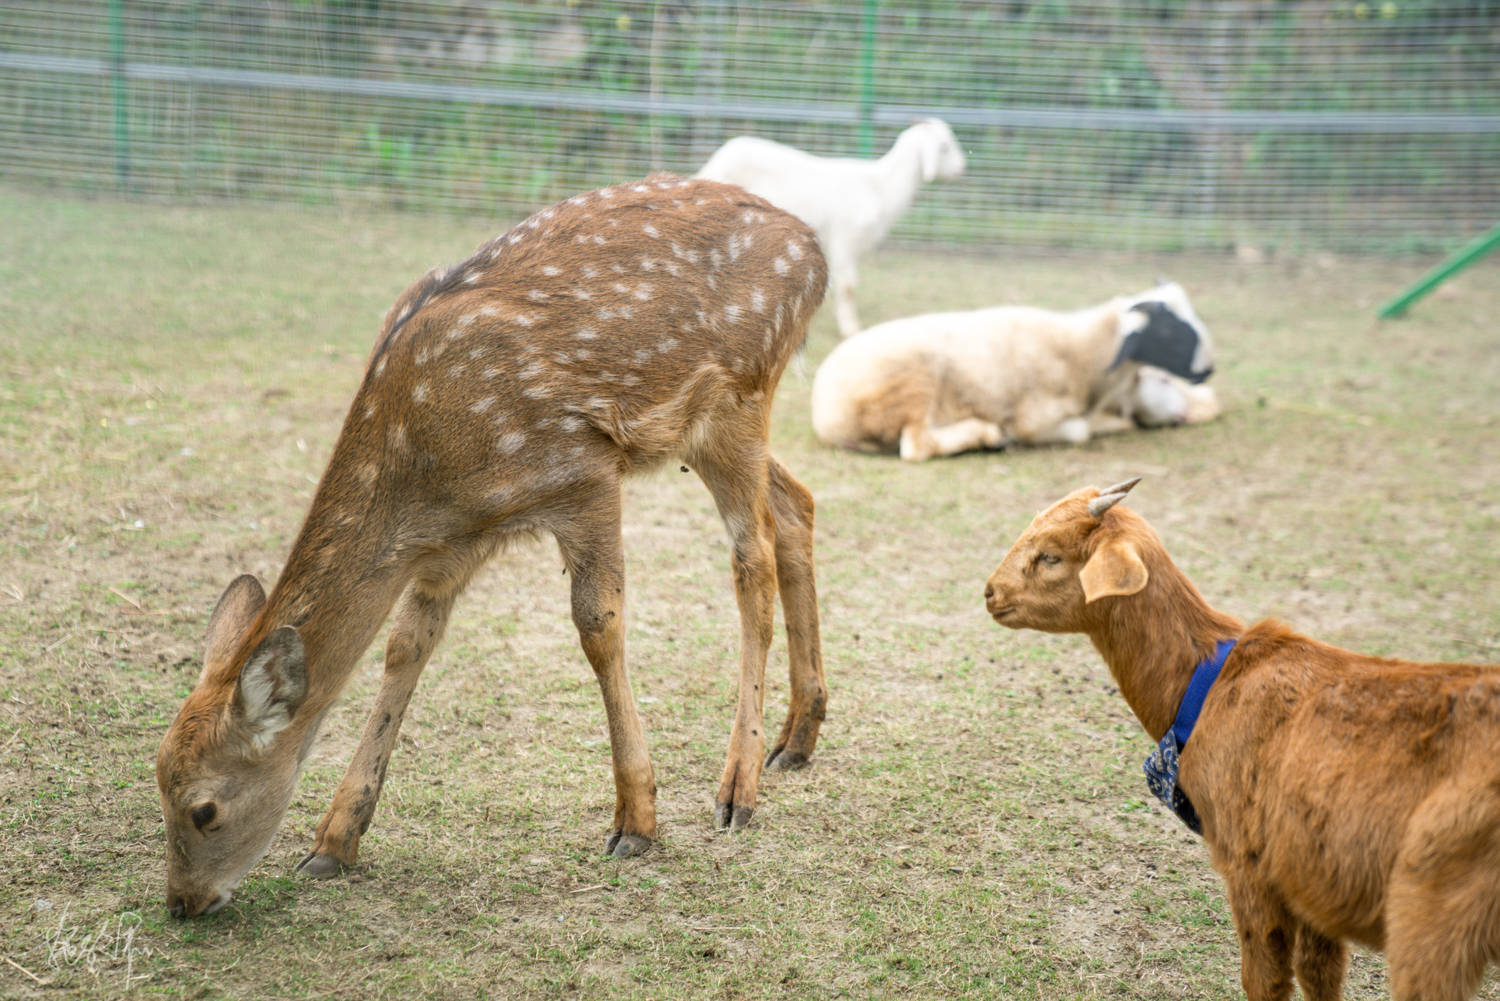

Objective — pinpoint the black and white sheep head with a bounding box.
[909,118,967,183]
[1110,282,1214,384]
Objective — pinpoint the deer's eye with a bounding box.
[190,802,218,833]
[1036,552,1062,567]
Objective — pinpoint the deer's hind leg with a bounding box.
[690,429,779,832]
[298,581,457,877]
[764,456,826,771]
[553,485,657,859]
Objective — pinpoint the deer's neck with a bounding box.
[1085,555,1242,741]
[248,429,410,717]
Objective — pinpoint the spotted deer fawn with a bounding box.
[155,176,830,917]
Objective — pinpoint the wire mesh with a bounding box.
[3,1,1498,253]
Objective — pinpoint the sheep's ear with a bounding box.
[1080,540,1148,603]
[234,626,307,750]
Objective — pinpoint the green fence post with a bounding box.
[109,0,131,190]
[858,0,876,156]
[1378,222,1500,319]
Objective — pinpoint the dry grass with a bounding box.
[2,187,1499,999]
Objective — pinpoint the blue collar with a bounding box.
[1169,638,1237,749]
[1142,638,1237,835]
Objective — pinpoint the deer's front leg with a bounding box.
[557,499,656,859]
[298,585,454,877]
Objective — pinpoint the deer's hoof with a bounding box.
[764,747,809,770]
[713,802,754,832]
[294,851,346,879]
[604,831,652,859]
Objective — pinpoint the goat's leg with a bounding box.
[297,583,455,877]
[692,442,778,831]
[1224,885,1295,1001]
[1387,877,1494,1001]
[829,246,861,338]
[555,494,656,858]
[1290,923,1347,1001]
[764,457,826,770]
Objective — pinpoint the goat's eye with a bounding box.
[1037,552,1062,567]
[190,802,219,833]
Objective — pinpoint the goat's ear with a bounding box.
[917,135,941,182]
[1080,540,1148,603]
[234,626,307,750]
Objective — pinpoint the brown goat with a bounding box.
[155,175,830,917]
[984,479,1500,1001]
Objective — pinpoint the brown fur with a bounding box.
[985,484,1500,1001]
[156,175,830,917]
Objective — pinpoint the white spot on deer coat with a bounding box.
[642,223,660,238]
[773,257,790,276]
[496,430,526,454]
[471,396,496,414]
[413,383,429,403]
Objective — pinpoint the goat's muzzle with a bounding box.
[984,583,1017,624]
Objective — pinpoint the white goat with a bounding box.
[810,282,1217,461]
[697,118,967,338]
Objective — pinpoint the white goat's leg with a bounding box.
[828,245,862,338]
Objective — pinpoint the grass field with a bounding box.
[2,187,1499,1000]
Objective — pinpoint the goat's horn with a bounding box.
[1100,476,1142,497]
[1088,476,1142,518]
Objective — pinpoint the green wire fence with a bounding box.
[3,1,1498,255]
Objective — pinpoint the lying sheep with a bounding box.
[985,478,1500,1001]
[810,282,1216,461]
[697,118,966,338]
[1130,365,1222,428]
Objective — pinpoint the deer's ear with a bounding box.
[234,626,306,751]
[1080,540,1148,604]
[202,575,266,682]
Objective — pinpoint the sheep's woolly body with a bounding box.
[811,283,1218,460]
[812,299,1128,459]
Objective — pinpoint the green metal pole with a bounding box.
[1378,222,1500,319]
[858,0,876,157]
[109,0,130,190]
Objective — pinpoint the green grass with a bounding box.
[3,186,1500,999]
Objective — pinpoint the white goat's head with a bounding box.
[1111,281,1215,385]
[907,118,967,182]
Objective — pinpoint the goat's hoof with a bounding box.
[713,802,754,832]
[294,851,346,879]
[604,831,652,859]
[765,747,809,770]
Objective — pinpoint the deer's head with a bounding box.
[156,575,307,917]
